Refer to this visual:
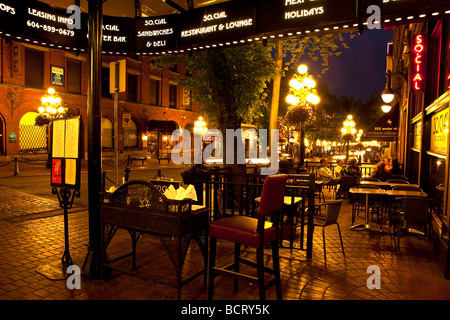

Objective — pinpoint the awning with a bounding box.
[147,120,180,134]
[361,103,399,142]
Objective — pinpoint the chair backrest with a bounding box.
[392,186,422,192]
[362,177,381,182]
[258,174,288,216]
[340,176,356,189]
[323,200,343,225]
[401,197,431,222]
[387,179,409,184]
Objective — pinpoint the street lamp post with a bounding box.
[36,88,65,168]
[285,64,320,169]
[341,115,356,161]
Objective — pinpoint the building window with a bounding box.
[67,59,81,94]
[169,64,178,73]
[102,67,111,98]
[25,48,44,88]
[150,78,160,106]
[127,73,138,102]
[101,117,113,149]
[124,119,138,149]
[169,84,177,108]
[19,112,47,154]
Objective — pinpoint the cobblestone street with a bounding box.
[1,160,450,313]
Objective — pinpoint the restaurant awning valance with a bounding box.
[361,103,399,142]
[147,120,180,134]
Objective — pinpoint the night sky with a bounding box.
[307,28,394,101]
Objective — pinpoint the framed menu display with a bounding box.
[51,116,81,189]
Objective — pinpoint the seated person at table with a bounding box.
[317,158,336,184]
[371,162,394,182]
[334,159,344,179]
[389,158,404,176]
[341,157,362,180]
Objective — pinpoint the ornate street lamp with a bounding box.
[341,115,357,160]
[35,88,66,168]
[285,64,320,169]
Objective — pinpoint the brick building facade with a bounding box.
[0,39,203,161]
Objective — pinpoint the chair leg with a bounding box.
[234,243,240,293]
[337,223,345,256]
[322,228,327,263]
[256,247,266,300]
[271,242,282,300]
[208,237,217,300]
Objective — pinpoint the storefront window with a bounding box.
[124,119,138,149]
[429,157,446,221]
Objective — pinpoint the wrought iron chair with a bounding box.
[351,185,383,225]
[208,174,288,300]
[393,197,431,248]
[337,176,356,199]
[312,200,345,262]
[387,179,409,184]
[361,177,381,182]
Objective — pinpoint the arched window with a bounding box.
[101,117,113,149]
[124,119,138,149]
[19,112,48,154]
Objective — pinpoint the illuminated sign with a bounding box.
[430,108,449,154]
[179,1,255,48]
[3,0,450,55]
[256,0,356,35]
[361,0,447,17]
[24,1,80,49]
[102,16,132,53]
[412,34,426,91]
[134,15,178,52]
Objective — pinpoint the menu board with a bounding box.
[51,116,81,189]
[134,14,178,52]
[256,0,357,35]
[52,119,65,158]
[179,1,255,48]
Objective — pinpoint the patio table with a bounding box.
[349,187,386,232]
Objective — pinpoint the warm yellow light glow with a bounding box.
[303,78,316,88]
[286,94,300,105]
[38,106,45,113]
[47,88,55,95]
[46,106,53,113]
[289,78,302,90]
[298,64,308,74]
[306,93,320,105]
[347,115,353,120]
[142,135,148,141]
[381,92,395,104]
[381,105,392,113]
[58,107,65,114]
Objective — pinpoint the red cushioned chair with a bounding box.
[208,174,288,300]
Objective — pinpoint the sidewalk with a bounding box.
[1,159,450,304]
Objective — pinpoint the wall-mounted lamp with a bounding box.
[381,105,392,113]
[381,72,395,104]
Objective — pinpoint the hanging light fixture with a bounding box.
[381,104,392,113]
[381,72,395,104]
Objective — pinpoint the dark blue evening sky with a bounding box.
[306,29,394,101]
